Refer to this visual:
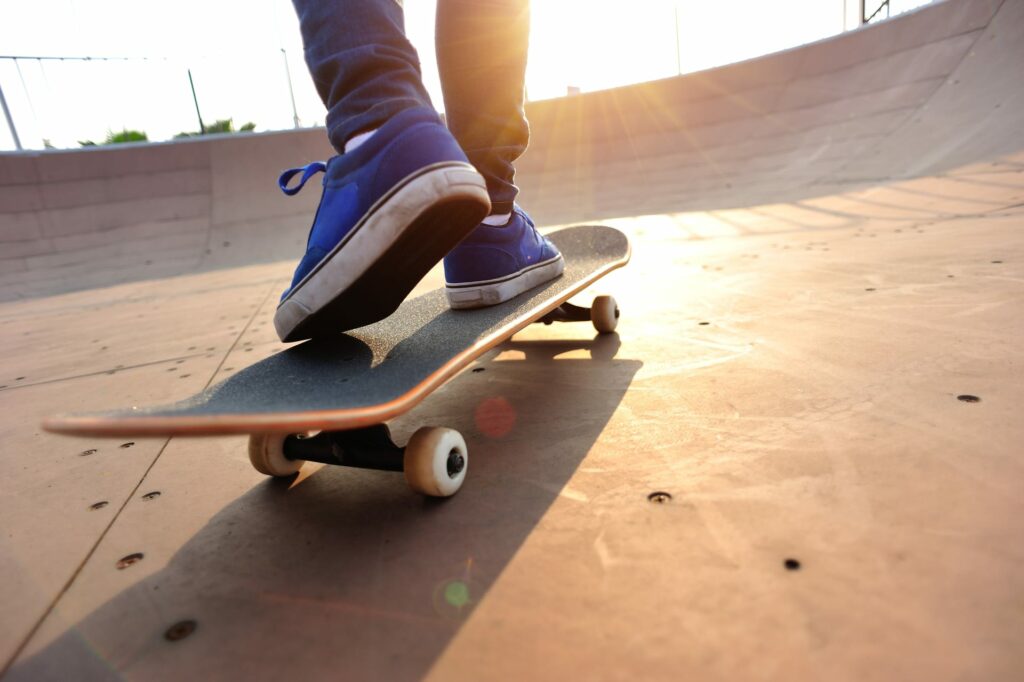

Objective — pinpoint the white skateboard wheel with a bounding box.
[590,295,619,333]
[404,427,468,497]
[248,433,303,477]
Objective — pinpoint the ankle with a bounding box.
[344,128,378,154]
[481,212,512,226]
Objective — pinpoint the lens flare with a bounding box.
[474,396,516,438]
[443,581,471,609]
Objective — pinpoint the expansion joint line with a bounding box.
[0,281,279,676]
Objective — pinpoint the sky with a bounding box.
[0,0,932,151]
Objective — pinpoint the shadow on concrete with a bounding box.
[11,334,641,680]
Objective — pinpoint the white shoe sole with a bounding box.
[445,254,565,309]
[275,161,490,341]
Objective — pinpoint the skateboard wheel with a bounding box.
[248,433,303,477]
[590,295,619,334]
[404,427,468,497]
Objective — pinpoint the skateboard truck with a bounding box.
[283,426,466,480]
[282,425,405,472]
[250,423,469,497]
[537,295,619,334]
[282,425,467,478]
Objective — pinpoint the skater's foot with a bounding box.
[443,206,564,309]
[274,107,490,342]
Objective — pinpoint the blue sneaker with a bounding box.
[274,107,490,341]
[443,206,564,309]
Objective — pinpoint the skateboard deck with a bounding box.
[44,225,630,439]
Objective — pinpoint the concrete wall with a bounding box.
[516,0,1016,222]
[1,0,1021,301]
[0,129,332,300]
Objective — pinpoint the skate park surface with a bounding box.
[1,0,1022,678]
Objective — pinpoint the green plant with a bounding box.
[174,118,256,138]
[106,129,148,143]
[78,129,149,146]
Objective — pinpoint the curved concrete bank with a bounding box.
[1,1,1023,680]
[0,129,332,301]
[1,0,1020,301]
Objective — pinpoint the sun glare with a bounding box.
[0,0,932,149]
[416,0,855,104]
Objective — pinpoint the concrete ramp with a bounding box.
[1,0,1022,679]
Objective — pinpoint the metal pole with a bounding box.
[187,68,205,134]
[281,48,300,129]
[0,79,22,151]
[674,3,682,75]
[14,60,41,143]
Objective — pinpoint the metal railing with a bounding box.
[1,54,166,151]
[0,51,305,152]
[864,0,892,24]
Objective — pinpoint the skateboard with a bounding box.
[44,225,630,497]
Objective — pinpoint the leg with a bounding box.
[435,0,531,214]
[273,0,492,341]
[293,0,434,152]
[436,0,565,310]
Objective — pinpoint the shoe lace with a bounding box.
[278,161,327,196]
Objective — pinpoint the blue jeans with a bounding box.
[292,0,530,214]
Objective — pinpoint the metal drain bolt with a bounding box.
[164,620,197,642]
[116,553,144,570]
